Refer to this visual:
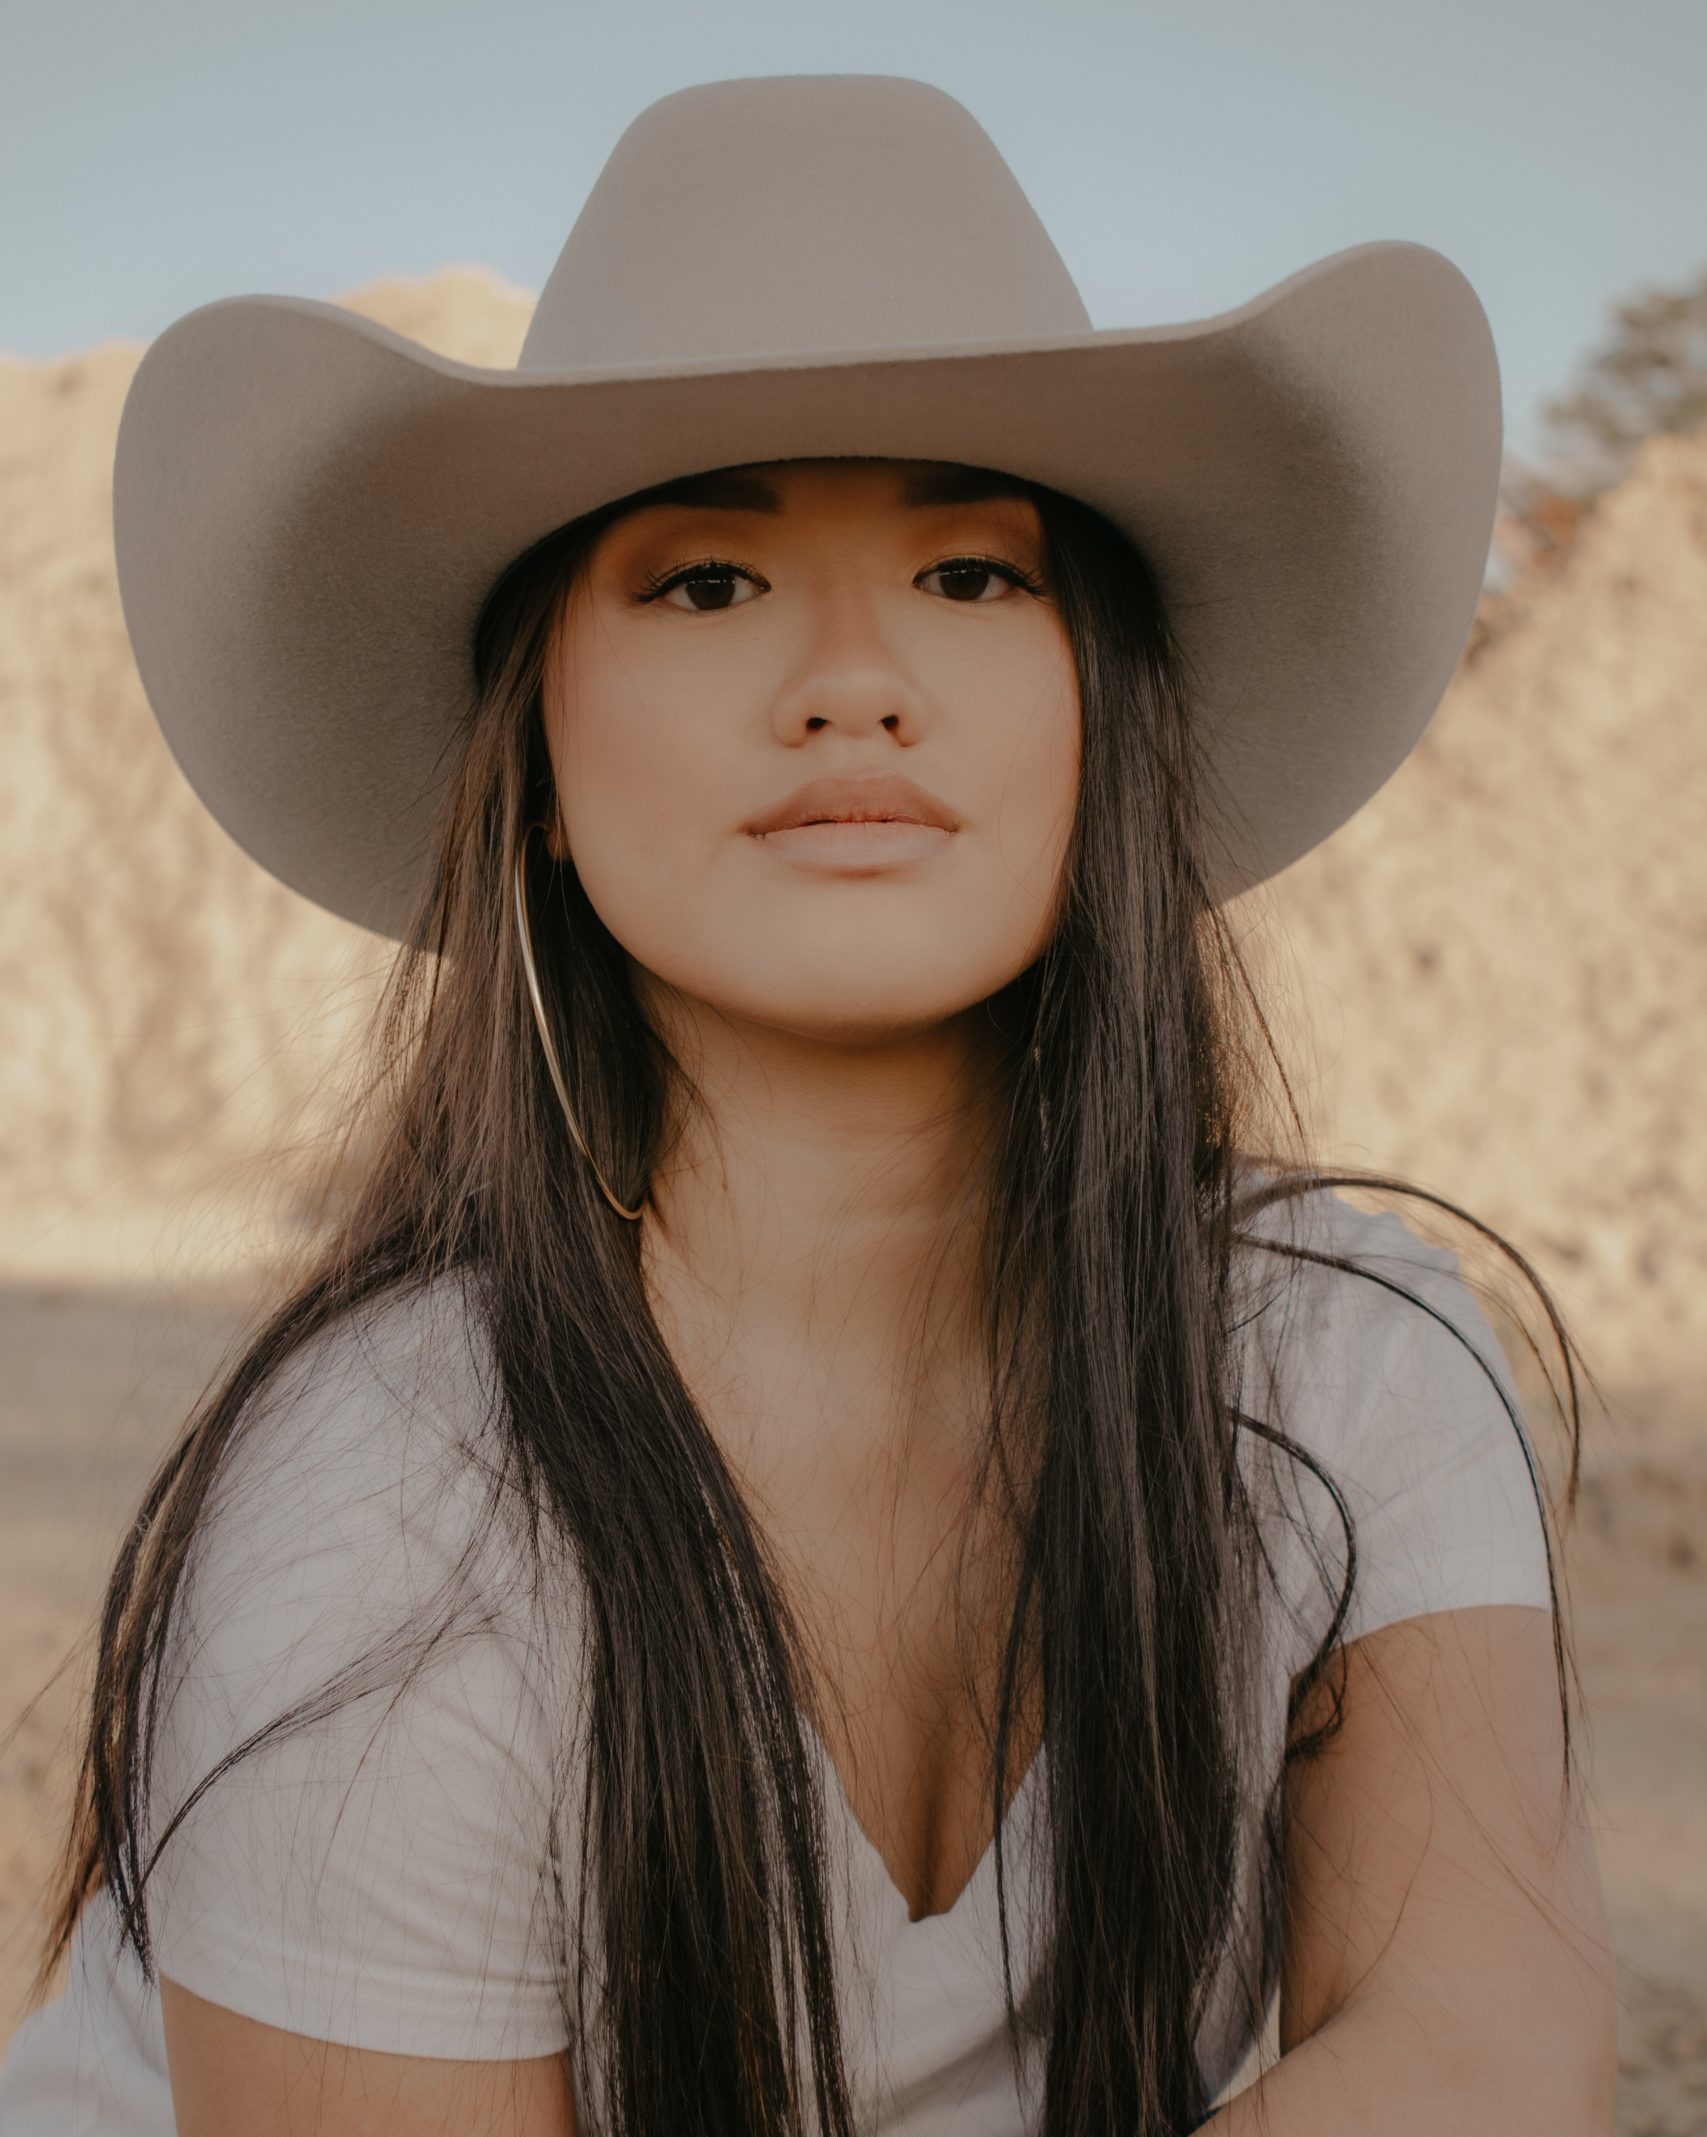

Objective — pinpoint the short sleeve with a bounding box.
[144,1270,585,2061]
[1236,1191,1556,1683]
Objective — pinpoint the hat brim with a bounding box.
[112,236,1500,941]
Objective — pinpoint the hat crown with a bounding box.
[517,74,1092,374]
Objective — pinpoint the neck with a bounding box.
[634,978,1014,1460]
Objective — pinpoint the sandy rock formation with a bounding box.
[1,267,1702,1404]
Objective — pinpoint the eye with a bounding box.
[635,559,765,613]
[632,551,1046,612]
[918,555,1046,603]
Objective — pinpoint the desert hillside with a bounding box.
[1247,421,1704,1394]
[1,270,1701,1385]
[0,268,541,1255]
[0,271,1702,2130]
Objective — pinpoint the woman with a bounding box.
[0,73,1616,2137]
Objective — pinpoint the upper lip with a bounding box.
[745,773,960,835]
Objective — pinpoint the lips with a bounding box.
[744,773,959,836]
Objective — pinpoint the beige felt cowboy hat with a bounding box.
[111,70,1503,944]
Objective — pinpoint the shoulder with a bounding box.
[1229,1171,1492,1420]
[212,1263,501,1494]
[197,1265,510,1584]
[145,1267,586,2059]
[1227,1171,1553,1665]
[165,1265,582,1746]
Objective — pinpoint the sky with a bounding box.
[3,0,1704,474]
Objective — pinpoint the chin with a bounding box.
[734,965,1014,1045]
[630,921,1034,1044]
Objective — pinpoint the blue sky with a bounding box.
[3,0,1703,472]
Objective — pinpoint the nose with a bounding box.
[768,584,933,744]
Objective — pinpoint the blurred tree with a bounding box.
[1486,453,1594,595]
[1474,261,1707,621]
[1537,266,1707,495]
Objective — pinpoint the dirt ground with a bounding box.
[0,1247,1701,2132]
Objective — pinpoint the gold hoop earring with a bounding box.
[512,820,647,1222]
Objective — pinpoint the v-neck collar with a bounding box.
[799,1709,1046,1930]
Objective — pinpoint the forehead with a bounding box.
[599,456,1041,526]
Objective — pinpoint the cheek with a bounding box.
[545,636,745,948]
[981,643,1082,913]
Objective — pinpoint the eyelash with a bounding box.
[632,553,1048,606]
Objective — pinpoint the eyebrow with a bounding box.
[612,461,1039,519]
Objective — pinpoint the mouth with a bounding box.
[748,817,955,872]
[743,773,960,839]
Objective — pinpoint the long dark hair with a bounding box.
[34,458,1596,2134]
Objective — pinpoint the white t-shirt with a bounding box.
[0,1183,1555,2135]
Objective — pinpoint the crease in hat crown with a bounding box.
[515,74,1094,374]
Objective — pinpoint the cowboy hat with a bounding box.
[111,70,1503,944]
